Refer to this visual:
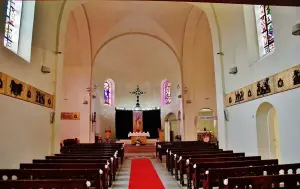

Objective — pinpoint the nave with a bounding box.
[1,140,300,188]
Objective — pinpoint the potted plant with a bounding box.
[175,135,181,141]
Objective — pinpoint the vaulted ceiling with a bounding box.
[39,0,300,7]
[148,0,300,6]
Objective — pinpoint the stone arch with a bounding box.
[53,1,225,149]
[196,108,216,134]
[256,102,280,160]
[92,32,181,67]
[165,112,176,121]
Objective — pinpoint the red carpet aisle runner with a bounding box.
[129,159,165,189]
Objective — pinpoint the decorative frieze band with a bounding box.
[0,72,54,109]
[225,65,300,107]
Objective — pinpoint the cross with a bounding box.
[130,85,146,108]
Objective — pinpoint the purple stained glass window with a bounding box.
[163,80,171,105]
[104,81,111,105]
[255,5,275,57]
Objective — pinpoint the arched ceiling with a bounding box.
[79,1,196,60]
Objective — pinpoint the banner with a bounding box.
[199,116,218,120]
[61,112,80,120]
[133,111,143,132]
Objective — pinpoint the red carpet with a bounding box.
[129,159,165,189]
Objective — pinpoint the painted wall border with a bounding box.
[225,64,300,107]
[0,72,54,109]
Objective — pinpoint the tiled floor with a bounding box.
[112,158,183,189]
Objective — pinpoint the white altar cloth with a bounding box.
[128,132,150,137]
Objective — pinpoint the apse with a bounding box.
[92,34,181,139]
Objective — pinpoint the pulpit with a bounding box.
[128,132,150,145]
[158,129,164,142]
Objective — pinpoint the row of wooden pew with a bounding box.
[0,142,124,189]
[156,141,300,189]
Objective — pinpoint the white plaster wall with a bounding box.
[216,4,300,163]
[0,1,59,168]
[92,35,181,139]
[60,9,92,143]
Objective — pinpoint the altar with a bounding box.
[115,85,162,143]
[128,132,150,145]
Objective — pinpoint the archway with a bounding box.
[57,1,221,148]
[256,102,280,160]
[196,108,215,132]
[196,108,216,141]
[164,113,177,142]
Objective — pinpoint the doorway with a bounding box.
[164,113,177,142]
[256,102,280,160]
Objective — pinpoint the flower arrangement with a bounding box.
[135,137,141,146]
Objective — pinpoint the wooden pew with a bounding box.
[191,159,278,189]
[0,179,89,189]
[55,152,124,164]
[226,174,300,189]
[32,158,117,181]
[174,153,246,181]
[64,143,123,148]
[20,163,113,187]
[176,156,260,184]
[0,169,106,189]
[204,163,300,189]
[167,149,226,169]
[55,150,124,163]
[157,141,218,162]
[167,150,233,173]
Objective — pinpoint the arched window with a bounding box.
[161,80,171,105]
[254,5,275,57]
[104,79,114,106]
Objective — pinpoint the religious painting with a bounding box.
[252,76,275,98]
[225,92,234,107]
[289,65,300,90]
[45,93,53,108]
[162,80,171,105]
[133,111,143,132]
[61,112,80,120]
[5,75,27,100]
[0,72,7,94]
[234,89,245,104]
[26,86,36,103]
[239,85,253,103]
[104,80,112,105]
[35,90,46,105]
[255,5,275,57]
[274,69,290,93]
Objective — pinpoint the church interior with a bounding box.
[0,0,300,188]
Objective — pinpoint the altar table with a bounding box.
[128,132,150,145]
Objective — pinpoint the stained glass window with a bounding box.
[4,0,22,53]
[255,5,275,57]
[104,80,112,105]
[163,80,171,105]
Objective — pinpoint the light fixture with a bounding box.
[292,23,300,36]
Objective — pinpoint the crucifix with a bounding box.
[130,85,146,109]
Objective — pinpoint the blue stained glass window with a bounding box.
[163,80,171,105]
[104,81,111,105]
